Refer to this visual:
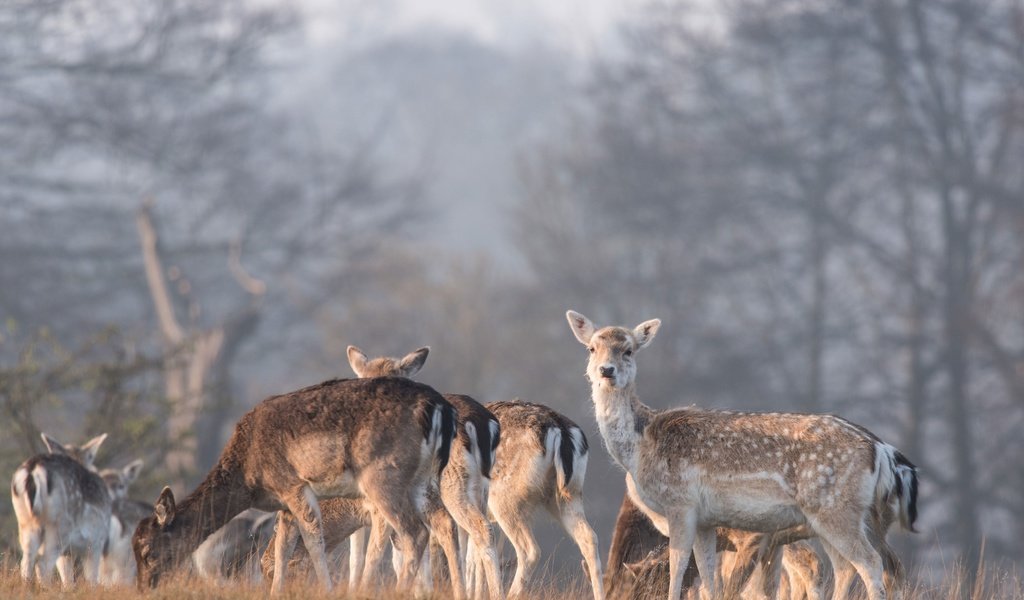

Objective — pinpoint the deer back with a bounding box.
[243,377,455,499]
[11,453,112,553]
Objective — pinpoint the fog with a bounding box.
[2,0,1022,586]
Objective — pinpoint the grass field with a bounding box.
[0,562,1021,599]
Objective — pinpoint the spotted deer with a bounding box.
[484,399,605,600]
[98,459,148,585]
[131,377,456,594]
[566,311,918,600]
[345,345,504,600]
[11,433,112,587]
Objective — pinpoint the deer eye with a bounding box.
[624,349,633,357]
[588,347,595,354]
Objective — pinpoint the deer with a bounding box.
[259,498,370,584]
[98,459,148,585]
[11,433,112,587]
[131,376,456,594]
[484,399,605,600]
[566,310,918,600]
[193,508,276,582]
[590,493,823,599]
[270,345,497,599]
[347,346,502,600]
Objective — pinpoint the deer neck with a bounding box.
[590,381,655,475]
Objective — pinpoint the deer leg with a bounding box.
[348,526,366,589]
[866,520,905,600]
[426,495,466,600]
[692,527,718,600]
[37,529,62,586]
[282,489,332,593]
[360,469,428,591]
[491,495,538,599]
[757,541,785,600]
[54,555,73,588]
[81,550,102,585]
[819,538,854,600]
[18,526,41,582]
[818,530,884,600]
[360,513,392,590]
[448,487,503,600]
[270,510,300,594]
[557,496,604,600]
[667,510,698,600]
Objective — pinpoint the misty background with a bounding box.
[2,0,1022,584]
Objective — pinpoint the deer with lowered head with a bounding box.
[606,490,822,599]
[131,376,456,594]
[566,311,918,600]
[11,433,112,587]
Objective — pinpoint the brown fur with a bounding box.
[344,345,502,600]
[132,376,455,594]
[485,400,605,600]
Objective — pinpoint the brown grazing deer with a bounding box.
[11,433,112,587]
[131,377,456,594]
[566,311,918,600]
[485,399,605,600]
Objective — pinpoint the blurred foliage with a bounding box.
[0,324,174,559]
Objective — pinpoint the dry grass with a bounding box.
[0,563,1021,600]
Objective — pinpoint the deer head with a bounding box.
[41,432,108,471]
[101,459,144,501]
[133,487,181,589]
[566,310,661,390]
[346,345,430,378]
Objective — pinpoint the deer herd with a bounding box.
[10,311,919,599]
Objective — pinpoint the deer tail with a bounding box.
[11,462,47,516]
[875,443,919,533]
[417,397,457,477]
[551,425,588,502]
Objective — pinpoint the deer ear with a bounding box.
[154,486,176,527]
[79,433,108,468]
[347,345,369,377]
[566,310,596,345]
[398,347,429,377]
[122,459,144,486]
[41,433,68,456]
[633,319,661,350]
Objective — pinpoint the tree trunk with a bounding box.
[136,203,262,490]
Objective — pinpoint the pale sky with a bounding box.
[275,0,642,270]
[300,0,634,56]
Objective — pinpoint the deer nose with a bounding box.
[600,366,616,379]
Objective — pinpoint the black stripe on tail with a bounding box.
[894,450,919,531]
[484,419,500,480]
[26,473,36,509]
[416,397,456,476]
[436,404,456,476]
[558,425,588,486]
